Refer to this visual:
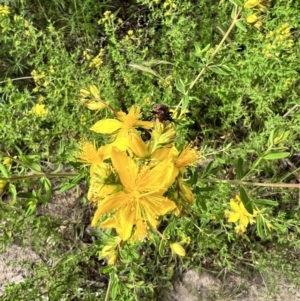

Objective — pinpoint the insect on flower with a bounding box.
[152,104,172,123]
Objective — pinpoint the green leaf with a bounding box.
[254,199,279,206]
[158,239,165,257]
[175,78,186,94]
[235,21,247,32]
[128,63,161,78]
[263,152,290,160]
[229,0,243,6]
[240,187,253,214]
[9,184,17,204]
[197,187,215,192]
[231,5,237,19]
[208,65,230,75]
[236,158,244,180]
[256,215,264,238]
[0,163,9,177]
[181,95,190,110]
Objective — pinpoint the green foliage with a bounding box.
[1,0,300,300]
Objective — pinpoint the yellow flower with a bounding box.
[244,0,261,9]
[127,30,134,36]
[170,243,186,257]
[234,223,246,235]
[90,106,153,139]
[0,5,10,16]
[91,147,177,242]
[29,104,49,117]
[227,197,257,229]
[3,157,12,166]
[76,141,108,165]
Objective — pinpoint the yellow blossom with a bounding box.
[90,106,153,139]
[227,196,258,229]
[76,140,110,173]
[173,144,200,174]
[0,5,10,16]
[128,132,148,158]
[127,30,134,36]
[3,157,12,166]
[234,223,246,235]
[29,104,49,117]
[91,147,177,242]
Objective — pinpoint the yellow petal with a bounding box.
[229,199,240,212]
[89,85,100,99]
[137,158,174,191]
[135,120,153,129]
[90,119,122,134]
[111,147,137,191]
[128,132,148,158]
[130,219,149,243]
[91,192,129,226]
[114,209,134,241]
[151,145,172,161]
[240,215,249,228]
[228,212,240,223]
[143,194,177,226]
[170,243,186,257]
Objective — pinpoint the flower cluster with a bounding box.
[261,23,294,58]
[76,95,200,263]
[28,103,49,117]
[31,68,53,91]
[225,195,258,235]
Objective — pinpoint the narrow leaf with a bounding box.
[256,215,264,238]
[236,158,244,180]
[175,78,186,94]
[240,187,253,214]
[128,63,161,78]
[209,65,230,75]
[235,21,247,32]
[263,152,290,160]
[158,239,165,257]
[254,199,278,206]
[229,0,243,6]
[0,164,9,177]
[231,5,237,19]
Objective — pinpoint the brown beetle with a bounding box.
[151,104,172,122]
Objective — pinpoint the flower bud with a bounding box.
[170,243,186,257]
[244,0,261,9]
[246,14,258,24]
[86,101,106,111]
